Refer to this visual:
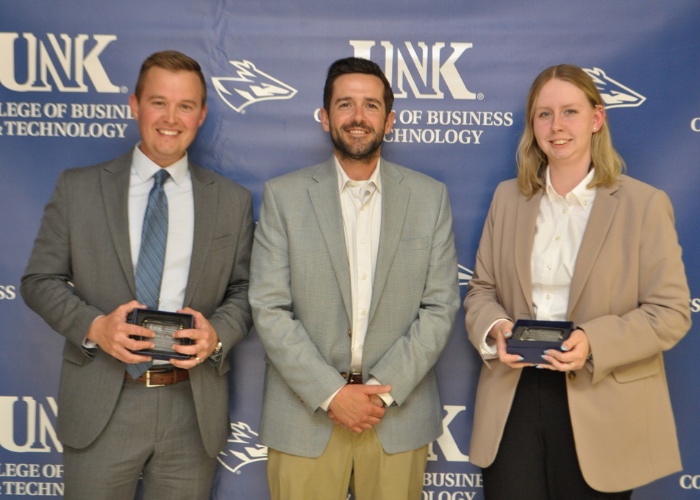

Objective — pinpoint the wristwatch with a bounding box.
[209,341,223,364]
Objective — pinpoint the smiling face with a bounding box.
[532,78,605,171]
[320,73,394,168]
[129,67,207,168]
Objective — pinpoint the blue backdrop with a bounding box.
[1,1,698,498]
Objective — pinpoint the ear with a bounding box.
[128,94,139,120]
[198,103,208,127]
[592,104,605,132]
[320,107,330,132]
[384,110,396,135]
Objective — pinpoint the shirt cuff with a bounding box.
[83,315,103,349]
[366,376,394,406]
[321,387,343,412]
[480,319,507,359]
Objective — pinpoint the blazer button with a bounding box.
[348,330,352,337]
[340,372,348,379]
[567,371,576,380]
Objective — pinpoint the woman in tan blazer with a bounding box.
[464,64,691,499]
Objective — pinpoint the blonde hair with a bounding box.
[516,64,625,198]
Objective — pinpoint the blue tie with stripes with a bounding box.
[127,169,169,379]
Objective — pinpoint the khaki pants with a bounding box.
[267,425,428,500]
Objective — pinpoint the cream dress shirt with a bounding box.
[480,167,596,358]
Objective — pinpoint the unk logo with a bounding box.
[212,60,297,113]
[0,396,61,453]
[459,264,473,287]
[583,67,646,109]
[430,405,470,462]
[0,32,121,93]
[217,421,268,474]
[350,40,480,101]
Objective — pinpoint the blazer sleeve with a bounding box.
[206,187,255,371]
[21,170,104,351]
[249,180,348,413]
[464,183,516,363]
[580,189,691,384]
[367,182,460,405]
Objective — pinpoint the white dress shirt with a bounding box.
[129,146,194,312]
[337,159,382,373]
[480,167,596,358]
[85,147,194,352]
[321,157,393,410]
[531,167,596,321]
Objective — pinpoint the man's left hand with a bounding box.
[169,307,220,369]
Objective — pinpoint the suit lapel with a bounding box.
[184,164,218,307]
[369,161,409,322]
[567,181,619,317]
[308,160,353,321]
[101,152,136,297]
[514,190,541,317]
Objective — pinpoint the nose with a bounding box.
[352,105,366,122]
[551,113,564,131]
[164,105,177,123]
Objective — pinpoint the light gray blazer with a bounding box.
[21,151,254,457]
[249,157,460,457]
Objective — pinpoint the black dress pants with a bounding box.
[482,368,632,500]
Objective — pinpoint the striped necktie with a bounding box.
[127,169,169,379]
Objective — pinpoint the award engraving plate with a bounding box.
[507,320,574,363]
[128,309,194,360]
[514,327,566,342]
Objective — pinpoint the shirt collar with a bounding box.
[335,157,382,195]
[545,166,596,208]
[132,144,189,185]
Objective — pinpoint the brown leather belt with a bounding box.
[125,367,190,387]
[340,372,363,384]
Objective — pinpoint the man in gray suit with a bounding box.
[249,57,459,500]
[21,50,253,499]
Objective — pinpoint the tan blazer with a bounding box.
[464,175,691,492]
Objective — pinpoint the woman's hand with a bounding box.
[539,328,590,371]
[491,320,535,369]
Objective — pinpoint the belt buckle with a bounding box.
[146,370,165,388]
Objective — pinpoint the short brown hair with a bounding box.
[323,57,394,117]
[516,64,625,198]
[134,50,207,104]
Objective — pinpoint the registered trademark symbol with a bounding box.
[121,86,128,93]
[236,470,241,475]
[477,93,484,100]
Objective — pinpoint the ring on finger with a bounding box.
[195,356,201,365]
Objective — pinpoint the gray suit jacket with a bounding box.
[464,176,691,491]
[21,150,254,457]
[249,157,460,457]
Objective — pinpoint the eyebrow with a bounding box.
[535,102,584,109]
[147,95,198,106]
[333,96,383,106]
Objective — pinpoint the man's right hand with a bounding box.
[86,300,154,364]
[327,384,391,433]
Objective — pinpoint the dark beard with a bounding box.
[330,123,384,163]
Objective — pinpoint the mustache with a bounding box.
[342,121,372,132]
